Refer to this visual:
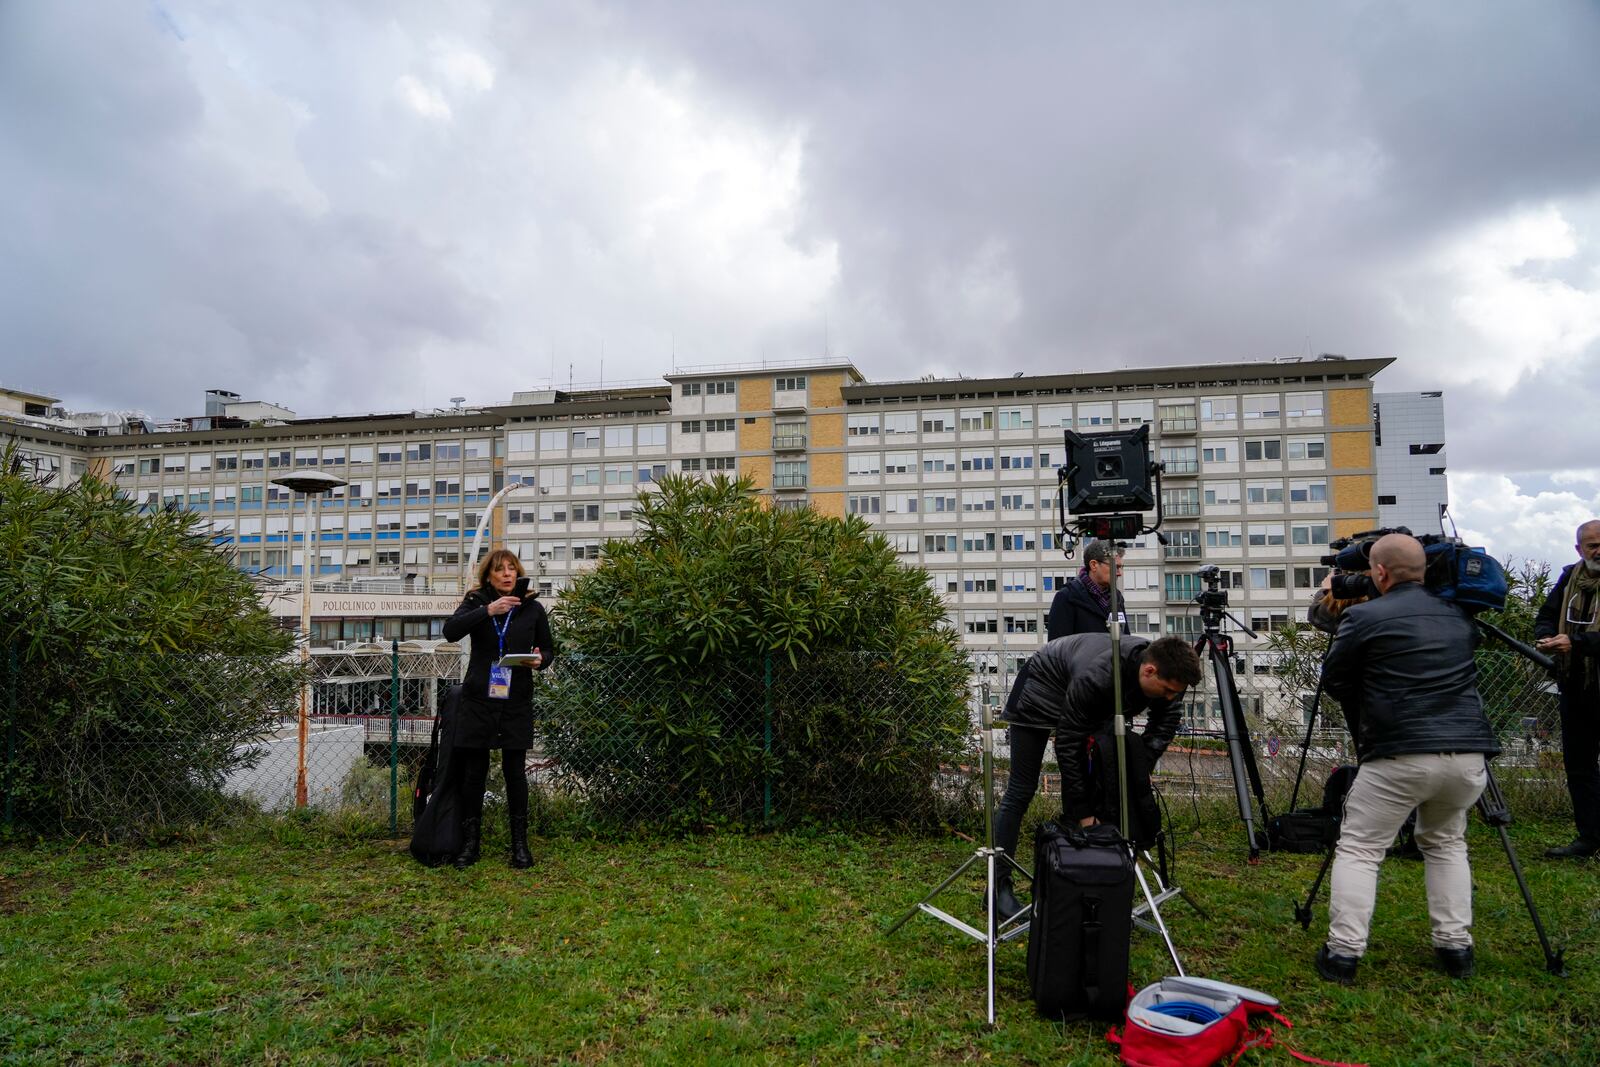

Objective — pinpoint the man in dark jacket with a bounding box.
[990,633,1202,918]
[1315,534,1499,984]
[1534,519,1600,859]
[1046,540,1125,640]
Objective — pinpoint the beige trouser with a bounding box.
[1326,752,1488,957]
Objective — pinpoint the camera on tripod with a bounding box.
[1194,564,1230,614]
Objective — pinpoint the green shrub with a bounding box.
[0,455,301,839]
[546,475,972,831]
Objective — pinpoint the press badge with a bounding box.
[487,664,512,700]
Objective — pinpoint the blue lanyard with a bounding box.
[493,607,517,658]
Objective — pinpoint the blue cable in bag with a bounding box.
[1148,999,1223,1024]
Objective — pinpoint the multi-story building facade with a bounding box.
[1373,390,1449,538]
[4,356,1392,674]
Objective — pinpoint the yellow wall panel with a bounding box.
[1330,431,1373,469]
[739,377,772,412]
[1334,517,1375,540]
[738,416,769,452]
[810,372,845,409]
[1328,387,1372,427]
[810,413,844,449]
[743,455,773,491]
[810,451,844,487]
[1332,474,1375,513]
[811,492,845,518]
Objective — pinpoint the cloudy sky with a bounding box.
[3,2,1599,567]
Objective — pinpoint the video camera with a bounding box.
[1319,527,1508,614]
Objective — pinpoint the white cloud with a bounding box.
[396,74,452,120]
[1422,205,1600,386]
[1449,470,1600,567]
[431,40,494,95]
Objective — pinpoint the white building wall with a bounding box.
[1374,391,1448,537]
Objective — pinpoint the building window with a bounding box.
[1378,495,1397,506]
[774,375,806,391]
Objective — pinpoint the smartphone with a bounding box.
[512,575,532,598]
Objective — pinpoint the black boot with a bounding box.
[452,818,482,870]
[509,816,533,869]
[989,866,1024,921]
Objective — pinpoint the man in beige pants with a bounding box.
[1315,534,1500,983]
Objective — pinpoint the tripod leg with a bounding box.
[986,850,997,1026]
[1492,823,1567,977]
[885,850,985,934]
[1133,856,1184,976]
[1295,845,1336,930]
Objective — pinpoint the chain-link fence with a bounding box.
[0,638,1574,842]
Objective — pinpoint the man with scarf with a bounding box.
[1046,539,1125,640]
[1535,519,1600,859]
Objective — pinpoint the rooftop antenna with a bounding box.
[449,396,466,412]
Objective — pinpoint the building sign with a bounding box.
[265,592,464,617]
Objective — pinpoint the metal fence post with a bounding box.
[3,643,16,831]
[389,638,400,835]
[763,653,773,827]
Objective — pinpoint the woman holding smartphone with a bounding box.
[442,548,555,869]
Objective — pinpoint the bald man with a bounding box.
[1533,519,1600,858]
[1314,533,1500,984]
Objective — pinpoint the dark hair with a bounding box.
[1142,635,1203,686]
[1084,540,1123,566]
[475,548,525,593]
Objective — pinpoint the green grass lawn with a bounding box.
[2,812,1597,1065]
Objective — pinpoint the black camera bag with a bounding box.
[1027,820,1135,1021]
[1268,765,1355,854]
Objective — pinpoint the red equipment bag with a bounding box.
[1108,976,1364,1067]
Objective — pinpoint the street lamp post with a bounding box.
[272,469,347,808]
[464,480,546,589]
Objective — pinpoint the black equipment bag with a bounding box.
[1027,820,1135,1021]
[1085,732,1163,852]
[409,685,465,867]
[1268,764,1356,854]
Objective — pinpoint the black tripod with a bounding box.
[1293,622,1568,976]
[1192,566,1273,861]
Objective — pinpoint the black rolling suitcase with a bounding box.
[1026,821,1135,1021]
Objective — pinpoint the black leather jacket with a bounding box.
[1045,576,1125,640]
[1321,581,1498,762]
[1008,633,1183,820]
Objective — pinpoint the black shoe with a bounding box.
[1544,839,1600,859]
[1436,945,1474,979]
[509,816,533,870]
[452,818,482,870]
[1315,944,1359,985]
[988,875,1024,922]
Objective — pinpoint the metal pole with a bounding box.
[3,643,16,831]
[1108,545,1131,840]
[763,654,773,826]
[295,495,314,807]
[389,637,400,834]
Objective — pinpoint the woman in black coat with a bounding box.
[442,548,555,869]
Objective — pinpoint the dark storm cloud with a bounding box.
[0,3,484,415]
[3,1,1599,560]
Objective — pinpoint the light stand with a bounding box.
[1054,424,1188,972]
[271,470,346,808]
[885,683,1034,1025]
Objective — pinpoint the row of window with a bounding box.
[844,393,1328,436]
[113,440,496,475]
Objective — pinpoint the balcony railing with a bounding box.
[1164,544,1203,560]
[1162,460,1200,475]
[773,474,808,489]
[1163,501,1201,517]
[1159,417,1198,433]
[772,434,808,451]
